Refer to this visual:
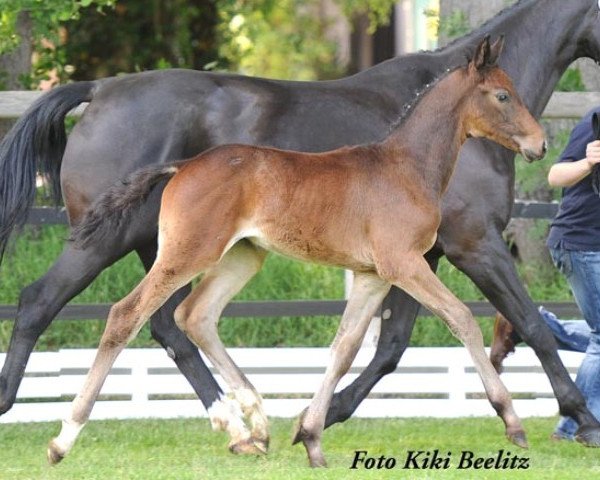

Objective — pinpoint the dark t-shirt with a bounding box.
[546,107,600,251]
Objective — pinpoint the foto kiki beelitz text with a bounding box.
[350,449,530,470]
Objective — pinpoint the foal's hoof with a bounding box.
[229,437,268,456]
[47,440,65,465]
[291,408,308,446]
[291,408,327,468]
[308,452,328,468]
[575,426,600,447]
[252,436,269,455]
[507,430,529,449]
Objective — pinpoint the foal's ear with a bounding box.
[472,35,492,71]
[488,35,505,66]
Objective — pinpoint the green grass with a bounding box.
[0,417,597,479]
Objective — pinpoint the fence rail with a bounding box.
[0,346,583,423]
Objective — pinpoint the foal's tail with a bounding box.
[0,81,95,264]
[70,164,181,249]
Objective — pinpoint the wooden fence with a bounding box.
[0,347,584,423]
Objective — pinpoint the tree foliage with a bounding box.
[0,1,115,53]
[63,1,218,80]
[216,0,342,80]
[0,0,399,85]
[337,0,396,32]
[0,0,115,86]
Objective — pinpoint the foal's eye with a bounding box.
[496,92,509,103]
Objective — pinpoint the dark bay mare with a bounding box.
[1,0,600,446]
[47,37,545,467]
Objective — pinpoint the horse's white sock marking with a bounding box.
[207,394,248,439]
[233,388,261,411]
[52,419,84,455]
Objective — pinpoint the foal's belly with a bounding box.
[236,225,375,272]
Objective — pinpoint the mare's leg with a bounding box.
[379,253,526,448]
[444,230,600,445]
[325,254,440,428]
[0,240,133,415]
[135,244,224,415]
[174,241,269,455]
[292,272,391,467]
[47,258,199,464]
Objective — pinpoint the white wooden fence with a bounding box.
[0,347,583,424]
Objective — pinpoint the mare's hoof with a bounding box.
[0,377,12,415]
[229,437,268,456]
[47,440,65,465]
[507,430,528,449]
[575,426,600,447]
[291,408,309,446]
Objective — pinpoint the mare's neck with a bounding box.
[480,1,587,116]
[381,70,470,196]
[349,0,586,117]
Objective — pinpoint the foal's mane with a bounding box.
[386,63,464,134]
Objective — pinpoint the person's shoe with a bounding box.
[490,312,521,373]
[538,305,559,323]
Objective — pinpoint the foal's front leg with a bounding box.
[292,272,390,467]
[382,253,527,448]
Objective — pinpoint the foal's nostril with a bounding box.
[542,140,548,156]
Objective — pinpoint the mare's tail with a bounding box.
[70,164,181,249]
[0,81,95,263]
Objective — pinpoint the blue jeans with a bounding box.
[547,247,600,439]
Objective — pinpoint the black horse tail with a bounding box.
[0,81,96,263]
[70,164,181,249]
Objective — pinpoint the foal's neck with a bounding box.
[381,69,471,195]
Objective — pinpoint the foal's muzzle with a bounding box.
[521,139,547,163]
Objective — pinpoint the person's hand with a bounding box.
[586,140,600,168]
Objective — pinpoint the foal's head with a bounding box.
[462,36,546,162]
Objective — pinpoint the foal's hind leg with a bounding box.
[47,263,198,464]
[292,272,391,467]
[174,241,269,455]
[379,253,527,448]
[135,244,224,416]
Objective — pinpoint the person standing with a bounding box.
[491,107,600,440]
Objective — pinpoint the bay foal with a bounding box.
[49,37,545,467]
